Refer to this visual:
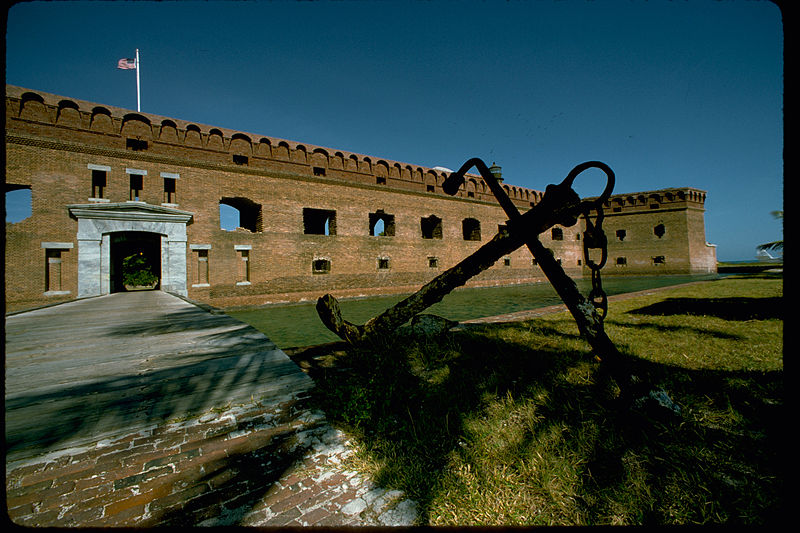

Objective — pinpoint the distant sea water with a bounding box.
[227,274,720,349]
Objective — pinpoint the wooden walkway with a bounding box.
[5,291,313,466]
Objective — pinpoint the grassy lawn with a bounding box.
[288,274,783,525]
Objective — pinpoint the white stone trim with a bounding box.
[190,244,212,250]
[41,242,74,249]
[160,172,180,179]
[87,164,111,172]
[125,168,148,175]
[234,244,252,251]
[67,203,193,298]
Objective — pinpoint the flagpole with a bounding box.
[135,49,141,112]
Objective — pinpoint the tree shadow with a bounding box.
[147,398,326,527]
[5,308,311,464]
[289,316,784,525]
[6,298,346,527]
[626,297,783,321]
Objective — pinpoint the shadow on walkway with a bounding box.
[5,291,311,464]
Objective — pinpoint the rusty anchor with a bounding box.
[315,157,678,408]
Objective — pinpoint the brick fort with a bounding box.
[5,85,717,313]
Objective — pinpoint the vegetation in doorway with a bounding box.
[122,253,158,288]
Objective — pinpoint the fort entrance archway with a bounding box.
[68,203,193,298]
[110,232,162,293]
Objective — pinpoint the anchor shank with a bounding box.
[522,237,627,377]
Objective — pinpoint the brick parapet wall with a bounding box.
[5,85,540,208]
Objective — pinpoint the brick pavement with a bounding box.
[6,291,419,527]
[6,394,419,527]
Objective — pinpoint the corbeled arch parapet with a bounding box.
[6,84,541,205]
[589,186,708,216]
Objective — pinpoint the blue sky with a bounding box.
[5,0,783,260]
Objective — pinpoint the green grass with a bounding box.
[288,275,783,525]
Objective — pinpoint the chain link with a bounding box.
[582,204,609,322]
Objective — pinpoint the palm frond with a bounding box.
[757,241,783,252]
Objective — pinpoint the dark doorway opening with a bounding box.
[110,232,162,293]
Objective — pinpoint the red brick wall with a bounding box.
[4,85,715,313]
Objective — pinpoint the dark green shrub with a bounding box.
[122,253,158,287]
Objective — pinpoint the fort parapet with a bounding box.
[4,85,716,313]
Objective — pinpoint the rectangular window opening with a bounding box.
[376,176,387,185]
[616,229,627,241]
[313,167,327,177]
[421,215,443,239]
[238,250,250,283]
[45,249,63,292]
[92,170,107,199]
[129,174,143,201]
[197,250,209,285]
[616,257,627,266]
[303,208,337,235]
[233,154,249,166]
[313,258,331,274]
[428,257,439,268]
[462,218,481,241]
[126,138,148,151]
[163,177,176,204]
[377,257,390,270]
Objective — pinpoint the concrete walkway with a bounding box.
[5,291,418,526]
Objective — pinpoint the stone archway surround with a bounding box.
[68,203,193,298]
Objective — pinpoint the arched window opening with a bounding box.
[369,210,395,236]
[219,204,238,231]
[5,186,32,223]
[219,197,263,232]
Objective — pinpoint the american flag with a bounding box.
[117,58,136,70]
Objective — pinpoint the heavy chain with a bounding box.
[582,204,609,322]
